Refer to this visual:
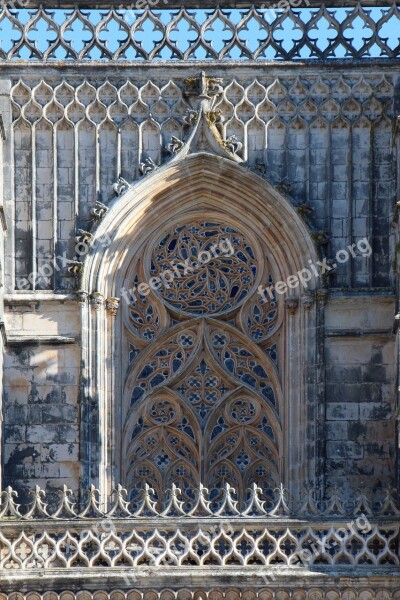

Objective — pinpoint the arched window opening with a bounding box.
[121,218,283,506]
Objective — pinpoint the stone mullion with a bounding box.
[283,297,299,498]
[394,118,400,493]
[95,123,101,202]
[351,118,372,288]
[347,121,353,288]
[74,120,79,230]
[91,292,108,507]
[330,118,351,288]
[315,289,328,498]
[372,117,393,287]
[117,124,122,180]
[301,293,316,489]
[31,121,37,289]
[0,78,13,293]
[52,121,57,290]
[327,118,332,262]
[305,120,310,205]
[106,296,120,501]
[369,120,375,289]
[79,290,91,491]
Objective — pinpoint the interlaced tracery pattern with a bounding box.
[129,324,201,405]
[149,222,258,316]
[244,276,280,342]
[173,355,234,424]
[0,5,400,61]
[128,275,162,340]
[126,395,200,502]
[124,220,281,502]
[11,74,394,291]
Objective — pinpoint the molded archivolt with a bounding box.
[81,153,319,501]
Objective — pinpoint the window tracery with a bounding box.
[122,217,282,503]
[147,221,259,316]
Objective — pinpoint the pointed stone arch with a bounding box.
[80,151,321,505]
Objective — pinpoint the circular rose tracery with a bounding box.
[148,221,258,316]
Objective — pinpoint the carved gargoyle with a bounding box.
[90,200,108,222]
[166,136,184,155]
[139,157,158,176]
[113,176,130,196]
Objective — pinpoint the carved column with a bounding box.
[284,296,301,500]
[90,291,109,507]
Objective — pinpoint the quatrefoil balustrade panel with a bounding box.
[0,5,399,61]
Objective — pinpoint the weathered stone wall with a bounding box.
[1,65,399,500]
[7,70,397,292]
[324,296,396,493]
[3,302,80,501]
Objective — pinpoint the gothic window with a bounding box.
[122,218,282,505]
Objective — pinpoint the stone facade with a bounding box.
[0,1,399,597]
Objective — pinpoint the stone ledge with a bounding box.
[0,584,399,599]
[6,335,76,346]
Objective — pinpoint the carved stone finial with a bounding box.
[242,482,267,516]
[184,71,223,100]
[312,230,330,247]
[139,157,158,176]
[91,291,105,311]
[296,203,314,218]
[106,296,120,316]
[222,134,243,155]
[24,485,49,519]
[161,483,186,517]
[79,484,104,518]
[215,481,239,516]
[0,486,22,518]
[269,482,291,516]
[275,177,292,195]
[52,484,77,519]
[188,483,213,517]
[254,160,266,175]
[113,176,130,196]
[183,109,199,126]
[76,229,94,245]
[166,135,184,155]
[133,482,158,517]
[285,297,299,315]
[109,484,131,517]
[90,200,108,222]
[205,109,224,126]
[66,260,83,276]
